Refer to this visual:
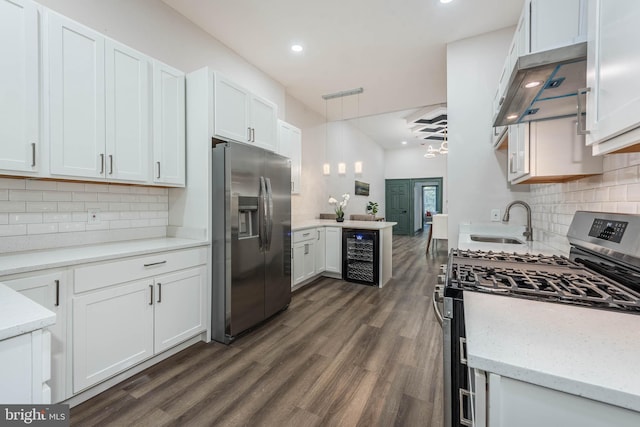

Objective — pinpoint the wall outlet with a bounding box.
[88,209,101,225]
[491,209,501,222]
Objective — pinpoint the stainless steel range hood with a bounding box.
[493,42,587,127]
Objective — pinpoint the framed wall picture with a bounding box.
[355,180,370,196]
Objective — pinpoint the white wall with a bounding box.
[446,28,531,246]
[38,0,286,116]
[284,95,327,223]
[324,122,386,219]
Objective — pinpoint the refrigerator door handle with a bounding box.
[259,176,268,251]
[265,177,274,250]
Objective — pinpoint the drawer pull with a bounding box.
[303,232,311,237]
[144,260,167,268]
[149,284,154,306]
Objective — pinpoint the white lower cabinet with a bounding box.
[0,329,50,404]
[73,279,154,393]
[72,249,206,393]
[2,271,67,403]
[293,230,316,286]
[292,226,342,286]
[315,227,326,273]
[153,267,206,353]
[325,227,342,275]
[486,373,640,427]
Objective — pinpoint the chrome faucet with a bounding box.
[502,200,533,241]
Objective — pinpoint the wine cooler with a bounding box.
[342,229,379,286]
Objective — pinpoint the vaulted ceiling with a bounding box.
[162,0,522,148]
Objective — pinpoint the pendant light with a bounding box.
[323,98,331,175]
[321,87,364,176]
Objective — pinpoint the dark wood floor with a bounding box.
[70,230,448,427]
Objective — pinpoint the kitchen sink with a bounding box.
[470,235,524,244]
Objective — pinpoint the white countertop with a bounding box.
[0,237,208,277]
[0,283,56,341]
[458,222,569,256]
[292,219,397,231]
[464,291,640,412]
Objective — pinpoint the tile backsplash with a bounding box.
[0,178,168,254]
[530,152,640,248]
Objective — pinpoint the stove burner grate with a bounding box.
[451,263,640,312]
[450,249,577,266]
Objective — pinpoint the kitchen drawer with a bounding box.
[293,228,316,244]
[74,247,207,293]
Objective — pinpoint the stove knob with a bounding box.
[437,274,446,284]
[440,264,447,273]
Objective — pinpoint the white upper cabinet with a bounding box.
[152,61,185,186]
[44,9,185,185]
[530,0,586,52]
[213,72,278,151]
[507,123,529,182]
[48,13,153,183]
[250,95,278,152]
[586,0,640,155]
[278,120,302,194]
[0,0,39,175]
[47,11,106,180]
[213,74,251,143]
[105,40,150,182]
[508,117,602,184]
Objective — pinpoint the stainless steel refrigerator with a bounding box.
[211,141,291,343]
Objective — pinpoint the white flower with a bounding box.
[328,194,350,216]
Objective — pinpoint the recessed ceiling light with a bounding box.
[440,0,453,3]
[401,141,407,145]
[291,44,303,53]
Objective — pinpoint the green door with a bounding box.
[385,179,411,235]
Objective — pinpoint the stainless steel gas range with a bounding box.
[442,211,640,427]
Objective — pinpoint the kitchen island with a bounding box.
[291,220,396,288]
[0,283,56,404]
[452,220,640,426]
[465,292,640,425]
